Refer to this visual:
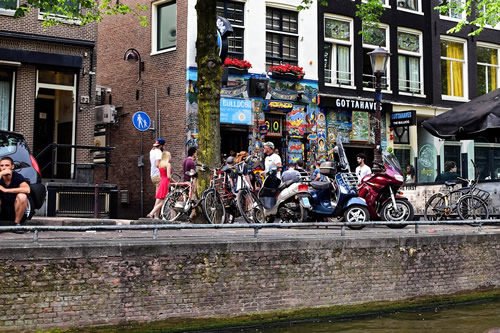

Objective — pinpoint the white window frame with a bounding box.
[397,27,424,97]
[324,14,355,89]
[476,41,500,95]
[396,0,423,15]
[151,0,177,56]
[439,0,465,22]
[362,0,390,9]
[477,4,500,30]
[362,22,391,93]
[0,0,17,16]
[440,35,468,102]
[38,0,81,25]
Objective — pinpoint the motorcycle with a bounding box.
[257,164,311,223]
[308,136,370,229]
[357,152,414,228]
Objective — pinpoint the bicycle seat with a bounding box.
[444,181,456,187]
[186,170,198,178]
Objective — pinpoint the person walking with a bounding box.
[355,153,372,181]
[263,142,282,178]
[147,151,172,219]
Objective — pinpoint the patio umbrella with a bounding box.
[422,88,500,140]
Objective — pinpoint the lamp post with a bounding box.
[124,48,145,83]
[368,46,391,172]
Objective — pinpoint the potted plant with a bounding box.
[223,58,252,74]
[269,64,305,80]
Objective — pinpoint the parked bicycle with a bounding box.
[423,160,490,222]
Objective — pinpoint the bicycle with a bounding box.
[201,165,228,224]
[233,156,266,224]
[423,161,490,222]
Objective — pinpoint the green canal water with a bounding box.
[228,299,500,333]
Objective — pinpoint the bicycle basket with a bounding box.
[472,188,490,201]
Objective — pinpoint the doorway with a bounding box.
[344,145,374,172]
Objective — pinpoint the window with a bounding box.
[362,0,388,6]
[0,0,17,13]
[398,29,423,95]
[474,141,500,180]
[477,44,499,96]
[476,3,500,29]
[40,0,80,18]
[439,0,464,20]
[217,1,244,60]
[397,0,420,12]
[265,7,298,69]
[0,70,12,130]
[441,37,467,100]
[443,143,461,177]
[153,0,177,53]
[362,24,390,89]
[324,15,353,86]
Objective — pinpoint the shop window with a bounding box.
[393,126,409,144]
[217,1,244,60]
[439,0,464,20]
[397,0,421,12]
[0,70,12,130]
[394,148,411,169]
[265,7,298,69]
[443,144,461,177]
[324,15,353,87]
[152,0,176,53]
[440,37,467,100]
[474,142,500,180]
[477,44,499,96]
[362,24,389,90]
[397,29,423,95]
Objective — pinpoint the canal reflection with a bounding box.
[231,299,500,333]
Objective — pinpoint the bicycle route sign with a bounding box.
[132,111,151,131]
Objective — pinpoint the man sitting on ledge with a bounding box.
[0,156,30,225]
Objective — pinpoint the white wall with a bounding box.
[186,0,318,81]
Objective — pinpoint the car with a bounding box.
[0,130,46,219]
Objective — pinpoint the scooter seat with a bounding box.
[278,179,295,190]
[311,181,332,190]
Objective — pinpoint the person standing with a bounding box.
[147,151,172,219]
[296,160,308,179]
[263,142,282,178]
[311,160,325,181]
[150,138,166,192]
[405,164,416,183]
[183,147,198,182]
[355,153,372,181]
[0,156,31,225]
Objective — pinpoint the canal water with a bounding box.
[228,298,500,333]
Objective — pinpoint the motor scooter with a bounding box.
[256,165,311,223]
[357,152,414,228]
[308,136,370,229]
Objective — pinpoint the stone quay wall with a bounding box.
[0,233,499,331]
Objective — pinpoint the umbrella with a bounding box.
[422,88,500,140]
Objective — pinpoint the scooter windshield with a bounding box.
[382,152,403,174]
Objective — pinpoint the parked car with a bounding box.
[0,130,46,219]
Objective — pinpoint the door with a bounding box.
[34,96,55,178]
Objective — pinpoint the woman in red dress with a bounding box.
[147,151,171,218]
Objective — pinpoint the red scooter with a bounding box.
[358,152,414,228]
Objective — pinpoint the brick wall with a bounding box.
[0,234,499,331]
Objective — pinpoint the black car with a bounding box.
[0,130,46,219]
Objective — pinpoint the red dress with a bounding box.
[155,167,170,199]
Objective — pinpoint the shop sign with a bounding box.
[334,97,380,111]
[220,98,252,125]
[265,115,282,137]
[263,100,294,112]
[259,125,268,135]
[268,85,298,101]
[391,110,416,127]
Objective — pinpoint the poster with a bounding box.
[351,111,370,141]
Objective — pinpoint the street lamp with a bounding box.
[368,46,391,172]
[124,48,145,83]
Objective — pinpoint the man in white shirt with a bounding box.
[355,153,372,182]
[149,138,165,191]
[263,142,282,178]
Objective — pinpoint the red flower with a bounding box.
[223,58,252,69]
[269,64,305,77]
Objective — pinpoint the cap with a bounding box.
[263,141,274,150]
[226,156,235,164]
[153,138,166,146]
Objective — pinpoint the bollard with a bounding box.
[94,184,100,218]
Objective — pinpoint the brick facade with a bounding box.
[0,233,499,331]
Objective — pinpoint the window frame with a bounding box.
[0,0,18,16]
[151,0,177,55]
[265,6,299,69]
[396,0,423,14]
[362,22,391,93]
[397,28,424,97]
[439,0,465,22]
[0,69,15,131]
[476,42,500,96]
[323,14,355,89]
[217,0,245,60]
[440,36,468,101]
[38,0,81,24]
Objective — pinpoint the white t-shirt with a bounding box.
[356,164,372,181]
[150,148,162,178]
[265,153,282,178]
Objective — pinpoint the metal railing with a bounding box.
[2,219,499,242]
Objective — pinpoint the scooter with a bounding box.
[357,152,414,228]
[257,165,311,222]
[308,136,370,229]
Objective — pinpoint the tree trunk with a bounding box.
[194,0,222,216]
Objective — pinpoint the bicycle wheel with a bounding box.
[202,189,226,224]
[237,189,265,223]
[457,194,489,221]
[160,189,185,221]
[423,193,447,221]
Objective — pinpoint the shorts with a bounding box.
[151,175,161,191]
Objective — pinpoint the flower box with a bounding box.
[268,64,305,80]
[271,71,300,81]
[227,66,248,75]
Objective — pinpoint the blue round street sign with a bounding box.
[132,111,151,131]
